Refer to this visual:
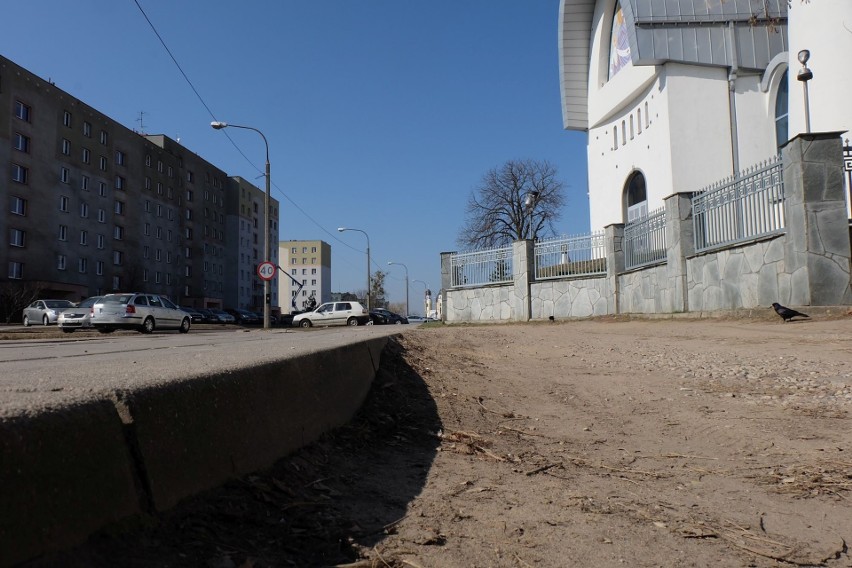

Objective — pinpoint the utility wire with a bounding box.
[131,0,363,258]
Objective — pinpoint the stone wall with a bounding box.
[445,284,513,323]
[530,276,611,319]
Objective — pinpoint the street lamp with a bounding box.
[211,121,272,329]
[388,261,409,317]
[338,227,371,310]
[796,49,813,134]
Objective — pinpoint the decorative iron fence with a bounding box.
[534,231,607,279]
[624,206,667,270]
[692,155,785,253]
[450,245,513,287]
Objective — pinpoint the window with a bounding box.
[184,247,191,258]
[59,225,68,241]
[143,269,149,283]
[185,209,192,220]
[112,276,120,290]
[187,171,194,182]
[155,271,161,284]
[302,269,307,275]
[291,269,297,275]
[83,121,92,137]
[96,261,104,275]
[608,1,630,80]
[625,171,648,222]
[12,164,28,183]
[59,196,69,212]
[98,209,106,223]
[60,167,70,183]
[156,204,162,217]
[8,261,23,279]
[99,156,107,171]
[637,108,642,134]
[144,246,150,259]
[775,70,789,150]
[185,266,192,277]
[157,160,163,173]
[157,182,163,195]
[311,257,316,264]
[11,196,27,216]
[98,182,107,196]
[114,200,125,215]
[291,247,297,254]
[167,166,173,178]
[302,247,308,253]
[115,175,125,190]
[78,258,88,273]
[156,227,162,239]
[57,254,67,270]
[81,175,89,191]
[80,202,89,218]
[63,111,72,127]
[145,177,152,190]
[166,252,172,264]
[144,223,150,236]
[79,230,88,245]
[115,150,126,165]
[114,226,123,240]
[113,251,123,266]
[311,279,317,285]
[14,100,31,122]
[311,247,317,253]
[62,139,71,155]
[100,130,108,145]
[97,234,105,249]
[13,132,30,152]
[10,229,25,247]
[311,268,317,275]
[302,258,307,264]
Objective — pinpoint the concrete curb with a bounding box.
[0,335,390,566]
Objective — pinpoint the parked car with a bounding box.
[195,308,221,324]
[57,296,103,332]
[371,308,409,325]
[225,308,261,325]
[292,301,369,328]
[90,293,191,334]
[22,299,75,326]
[178,306,205,324]
[407,315,426,323]
[208,308,236,324]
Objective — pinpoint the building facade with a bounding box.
[277,240,331,313]
[224,176,279,312]
[559,0,852,231]
[1,54,279,314]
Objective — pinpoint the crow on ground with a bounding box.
[772,302,809,322]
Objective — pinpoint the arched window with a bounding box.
[625,171,647,222]
[775,70,789,150]
[608,1,631,80]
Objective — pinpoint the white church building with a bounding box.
[559,0,852,231]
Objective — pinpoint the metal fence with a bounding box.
[692,155,785,253]
[624,206,667,270]
[450,245,514,287]
[534,231,607,279]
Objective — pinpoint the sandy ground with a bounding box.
[29,316,852,568]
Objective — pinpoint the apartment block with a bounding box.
[1,54,278,313]
[278,240,331,313]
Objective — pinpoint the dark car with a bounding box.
[196,308,222,324]
[179,307,205,324]
[225,308,261,325]
[370,308,409,325]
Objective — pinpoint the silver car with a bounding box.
[91,293,191,334]
[22,299,75,326]
[57,296,103,333]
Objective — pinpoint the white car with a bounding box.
[91,293,191,334]
[292,301,369,328]
[57,296,103,333]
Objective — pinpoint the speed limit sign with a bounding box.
[257,261,276,281]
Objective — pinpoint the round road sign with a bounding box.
[257,261,276,281]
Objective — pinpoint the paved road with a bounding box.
[0,325,408,417]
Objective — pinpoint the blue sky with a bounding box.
[2,1,589,310]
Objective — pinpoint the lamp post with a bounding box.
[388,261,409,317]
[338,227,371,310]
[797,49,813,134]
[211,121,272,329]
[413,279,429,317]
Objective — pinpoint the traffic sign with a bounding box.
[257,261,276,281]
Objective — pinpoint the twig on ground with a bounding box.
[525,463,560,476]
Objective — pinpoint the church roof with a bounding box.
[559,0,788,130]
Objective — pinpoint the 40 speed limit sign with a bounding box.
[256,261,276,281]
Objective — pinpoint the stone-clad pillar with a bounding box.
[781,132,852,306]
[512,240,534,322]
[439,251,454,322]
[605,224,625,314]
[664,193,695,312]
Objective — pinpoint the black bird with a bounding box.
[772,302,809,322]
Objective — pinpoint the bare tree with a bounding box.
[0,281,46,323]
[458,159,566,249]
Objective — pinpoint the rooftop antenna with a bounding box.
[136,111,146,134]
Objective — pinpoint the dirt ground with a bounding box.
[29,316,852,568]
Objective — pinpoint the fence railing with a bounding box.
[450,245,513,287]
[692,155,785,253]
[534,231,607,279]
[624,206,667,270]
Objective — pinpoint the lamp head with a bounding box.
[797,49,810,65]
[388,261,394,265]
[337,227,346,232]
[210,121,228,130]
